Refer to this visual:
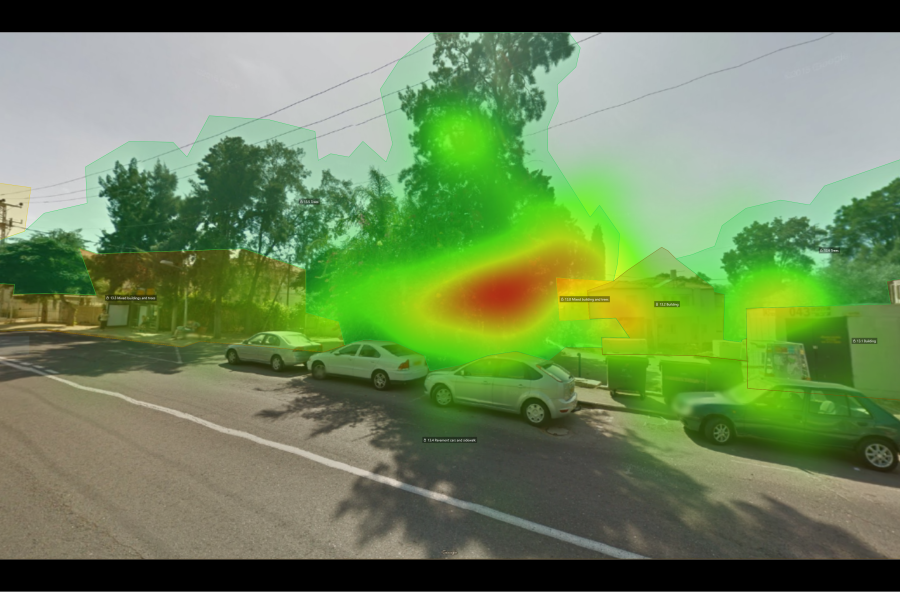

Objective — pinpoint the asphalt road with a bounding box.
[1,331,899,559]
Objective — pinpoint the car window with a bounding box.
[538,362,570,382]
[847,395,873,419]
[336,344,360,356]
[359,345,381,358]
[282,335,312,347]
[758,388,805,410]
[381,344,415,356]
[247,334,266,345]
[493,360,526,379]
[266,335,283,346]
[808,391,851,417]
[463,359,495,377]
[522,365,543,381]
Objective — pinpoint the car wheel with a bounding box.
[432,385,453,407]
[857,437,898,472]
[703,416,734,445]
[270,355,285,372]
[372,370,390,391]
[226,350,240,365]
[522,399,550,427]
[311,362,327,380]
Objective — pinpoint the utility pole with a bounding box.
[0,199,25,245]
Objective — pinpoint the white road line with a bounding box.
[109,350,182,365]
[45,369,60,374]
[0,357,647,560]
[175,347,182,364]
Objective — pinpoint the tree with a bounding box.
[97,159,181,254]
[818,248,900,305]
[0,229,93,321]
[828,177,900,262]
[178,137,266,338]
[396,33,575,255]
[721,217,828,286]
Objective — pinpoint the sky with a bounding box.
[2,32,899,282]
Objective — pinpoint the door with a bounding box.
[329,344,361,375]
[490,359,535,411]
[740,386,808,442]
[785,317,853,387]
[803,390,866,449]
[454,359,496,404]
[243,334,269,362]
[107,304,129,327]
[263,334,284,362]
[356,344,382,378]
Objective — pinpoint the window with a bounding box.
[248,334,266,345]
[759,388,805,410]
[522,365,543,381]
[282,334,312,347]
[493,360,526,379]
[807,391,851,417]
[359,345,381,358]
[848,395,873,419]
[462,359,495,377]
[336,344,360,356]
[382,344,415,356]
[538,363,570,382]
[266,335,282,346]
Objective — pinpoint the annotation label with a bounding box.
[655,301,680,307]
[105,295,158,301]
[423,437,477,443]
[819,247,841,254]
[852,338,878,344]
[559,296,609,302]
[298,199,321,205]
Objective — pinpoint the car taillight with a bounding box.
[398,360,410,370]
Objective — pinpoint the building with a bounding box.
[587,269,724,354]
[891,280,900,305]
[746,304,900,402]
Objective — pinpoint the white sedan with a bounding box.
[308,341,428,390]
[423,352,578,427]
[225,331,323,372]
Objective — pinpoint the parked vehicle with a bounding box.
[423,352,578,427]
[225,331,323,372]
[674,378,900,472]
[308,341,428,390]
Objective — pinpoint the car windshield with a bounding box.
[538,363,570,382]
[382,344,416,356]
[281,335,312,346]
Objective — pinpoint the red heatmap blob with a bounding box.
[446,263,545,322]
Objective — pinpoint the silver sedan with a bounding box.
[225,331,323,372]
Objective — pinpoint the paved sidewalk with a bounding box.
[0,322,243,347]
[576,385,678,420]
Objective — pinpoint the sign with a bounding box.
[788,306,831,318]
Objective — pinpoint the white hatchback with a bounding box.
[423,352,578,427]
[308,341,428,390]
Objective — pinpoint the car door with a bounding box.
[329,344,361,376]
[356,344,382,379]
[739,386,808,442]
[454,359,497,404]
[803,390,863,449]
[243,334,269,363]
[490,359,531,411]
[265,335,285,361]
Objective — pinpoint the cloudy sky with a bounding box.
[2,32,899,281]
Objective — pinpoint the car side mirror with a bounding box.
[458,370,466,377]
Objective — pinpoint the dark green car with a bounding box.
[675,378,900,472]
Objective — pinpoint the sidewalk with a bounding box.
[0,322,244,347]
[576,385,678,420]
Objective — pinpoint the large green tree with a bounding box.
[396,32,576,256]
[721,217,828,286]
[828,176,900,261]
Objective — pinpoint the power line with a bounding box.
[526,32,836,136]
[23,33,603,206]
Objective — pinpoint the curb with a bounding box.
[577,398,679,421]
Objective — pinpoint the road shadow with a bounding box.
[252,373,890,559]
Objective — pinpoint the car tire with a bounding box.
[857,437,899,472]
[432,385,453,407]
[226,350,241,365]
[270,355,285,372]
[372,370,390,391]
[311,361,327,380]
[522,399,550,427]
[703,416,734,445]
